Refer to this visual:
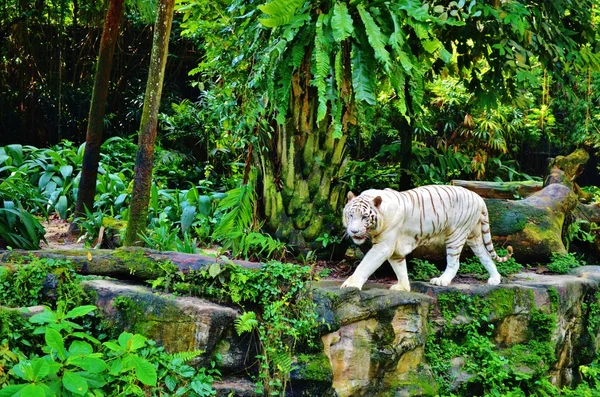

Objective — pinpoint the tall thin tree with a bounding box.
[69,0,124,234]
[124,0,175,246]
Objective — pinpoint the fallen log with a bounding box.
[451,180,542,199]
[0,247,261,282]
[412,150,591,264]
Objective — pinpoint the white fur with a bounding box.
[341,186,507,291]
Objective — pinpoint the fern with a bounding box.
[351,43,376,105]
[331,2,354,43]
[312,14,331,123]
[358,4,391,72]
[388,8,405,53]
[235,311,259,335]
[212,169,287,260]
[165,350,205,363]
[259,0,305,27]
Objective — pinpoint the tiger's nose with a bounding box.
[349,228,360,234]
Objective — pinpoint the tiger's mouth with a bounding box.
[351,235,367,245]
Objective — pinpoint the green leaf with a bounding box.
[78,372,106,389]
[181,205,197,233]
[0,384,27,397]
[259,0,305,27]
[55,195,68,220]
[59,165,73,179]
[191,378,213,395]
[65,305,97,319]
[17,384,46,397]
[6,144,24,165]
[115,193,128,208]
[165,375,178,391]
[209,262,222,278]
[68,356,108,374]
[357,4,391,71]
[71,332,101,345]
[102,341,122,352]
[38,172,53,190]
[128,334,147,352]
[118,332,133,348]
[62,371,89,396]
[439,46,453,63]
[45,328,67,361]
[32,358,50,380]
[313,13,331,123]
[331,3,354,43]
[131,355,157,386]
[68,340,94,356]
[351,44,376,105]
[422,39,441,53]
[197,195,211,216]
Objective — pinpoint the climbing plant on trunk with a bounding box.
[124,0,175,246]
[178,0,599,251]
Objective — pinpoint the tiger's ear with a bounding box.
[347,191,356,202]
[373,196,382,207]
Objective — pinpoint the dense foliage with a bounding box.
[0,257,220,396]
[2,0,600,395]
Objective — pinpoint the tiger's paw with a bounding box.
[430,276,451,287]
[390,282,411,292]
[340,276,364,290]
[487,276,501,286]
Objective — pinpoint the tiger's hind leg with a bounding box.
[389,257,411,292]
[430,236,467,287]
[467,236,501,285]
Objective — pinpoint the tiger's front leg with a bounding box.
[341,242,394,290]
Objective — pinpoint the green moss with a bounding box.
[507,340,555,375]
[385,373,438,397]
[102,217,126,230]
[547,287,560,312]
[528,309,557,343]
[485,288,516,319]
[110,295,154,337]
[113,247,177,278]
[296,353,333,382]
[522,223,564,250]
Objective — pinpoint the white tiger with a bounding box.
[341,185,513,291]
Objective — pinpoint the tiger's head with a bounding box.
[343,191,382,245]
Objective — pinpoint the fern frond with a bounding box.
[290,39,307,69]
[357,4,391,72]
[235,311,259,335]
[409,71,425,112]
[331,2,354,43]
[388,9,405,54]
[259,0,305,27]
[312,14,331,123]
[272,350,294,374]
[168,350,205,363]
[351,43,376,105]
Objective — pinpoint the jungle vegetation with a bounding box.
[2,0,600,395]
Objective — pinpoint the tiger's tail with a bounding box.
[481,209,513,263]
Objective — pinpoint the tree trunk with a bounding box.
[124,0,175,246]
[451,180,543,199]
[259,55,351,251]
[0,247,260,281]
[69,0,124,234]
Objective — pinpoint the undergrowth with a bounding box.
[151,259,324,396]
[0,257,220,396]
[426,289,600,396]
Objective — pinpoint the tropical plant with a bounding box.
[178,0,600,251]
[212,168,288,260]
